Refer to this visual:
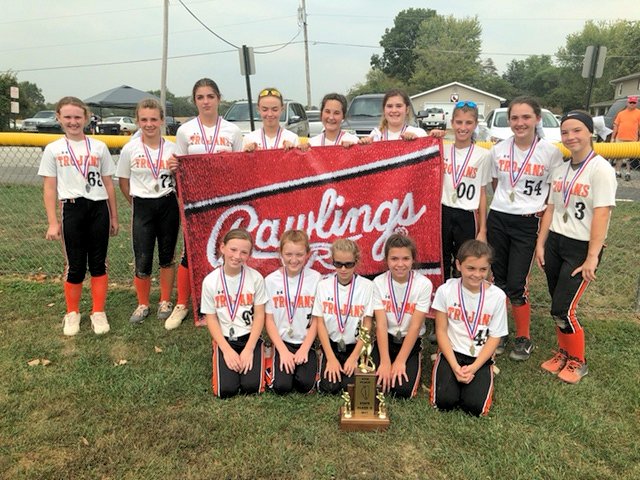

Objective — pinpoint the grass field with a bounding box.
[1,276,639,479]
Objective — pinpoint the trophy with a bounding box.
[339,326,390,431]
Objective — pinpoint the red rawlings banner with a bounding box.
[176,136,443,319]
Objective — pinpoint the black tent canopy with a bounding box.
[84,85,172,113]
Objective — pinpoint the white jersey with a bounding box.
[312,274,375,345]
[175,117,243,155]
[490,137,563,215]
[242,127,300,150]
[368,125,427,142]
[200,265,268,338]
[372,271,433,337]
[441,143,491,210]
[265,268,321,344]
[308,131,359,147]
[38,136,115,201]
[432,278,508,357]
[116,138,177,198]
[548,154,617,242]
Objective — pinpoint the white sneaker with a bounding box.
[129,304,150,324]
[90,312,111,335]
[62,311,81,336]
[157,301,173,321]
[165,304,188,330]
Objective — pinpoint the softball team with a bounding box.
[166,78,243,330]
[360,89,427,144]
[307,93,359,147]
[243,87,299,151]
[373,234,432,398]
[39,96,119,336]
[117,99,179,325]
[535,111,617,384]
[486,96,563,361]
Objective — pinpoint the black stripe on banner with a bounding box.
[183,149,440,216]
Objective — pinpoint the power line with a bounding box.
[177,0,239,49]
[255,29,302,54]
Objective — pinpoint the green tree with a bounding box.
[18,81,46,119]
[147,89,197,117]
[347,69,408,98]
[0,71,19,130]
[370,8,437,81]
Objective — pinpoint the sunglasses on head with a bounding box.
[629,101,637,104]
[455,100,477,109]
[333,260,356,269]
[259,88,282,99]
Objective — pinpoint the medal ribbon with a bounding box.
[457,279,485,341]
[562,150,595,208]
[196,116,221,154]
[509,136,539,188]
[65,136,92,182]
[261,127,283,149]
[220,266,246,324]
[450,144,474,190]
[321,130,344,146]
[334,274,356,334]
[388,271,413,328]
[141,138,165,181]
[383,124,408,140]
[283,269,304,325]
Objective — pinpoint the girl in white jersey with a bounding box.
[306,93,359,147]
[486,96,563,361]
[430,240,508,416]
[38,96,119,336]
[535,111,617,384]
[359,89,427,144]
[200,228,268,398]
[243,87,299,151]
[166,78,243,330]
[313,239,375,394]
[265,230,321,394]
[117,99,179,325]
[373,234,433,398]
[440,101,491,279]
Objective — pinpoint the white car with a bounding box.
[96,116,137,135]
[306,110,323,137]
[21,110,56,132]
[481,107,561,143]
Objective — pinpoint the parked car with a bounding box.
[21,110,56,132]
[343,93,418,137]
[306,110,323,137]
[224,100,309,137]
[603,97,629,131]
[165,116,181,136]
[416,107,447,130]
[36,118,93,135]
[96,116,137,135]
[479,107,561,143]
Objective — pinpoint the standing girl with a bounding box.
[535,111,617,384]
[200,228,268,398]
[313,239,375,394]
[487,96,563,360]
[430,240,508,416]
[307,93,359,147]
[38,96,119,336]
[166,78,243,330]
[117,99,179,324]
[359,88,426,144]
[373,234,433,398]
[439,101,492,279]
[243,88,299,151]
[264,230,321,394]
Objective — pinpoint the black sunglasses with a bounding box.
[333,260,356,269]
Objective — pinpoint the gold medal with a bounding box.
[509,191,515,202]
[563,212,569,223]
[469,344,476,356]
[451,192,457,203]
[287,327,294,337]
[154,184,160,192]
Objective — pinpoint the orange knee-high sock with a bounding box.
[159,267,175,303]
[512,303,530,338]
[176,265,191,306]
[562,329,586,362]
[134,276,151,306]
[64,281,83,313]
[90,274,108,313]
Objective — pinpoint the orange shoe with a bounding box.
[541,350,568,375]
[557,358,588,384]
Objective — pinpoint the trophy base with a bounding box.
[339,406,390,431]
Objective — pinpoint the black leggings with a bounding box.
[271,341,318,394]
[442,205,477,280]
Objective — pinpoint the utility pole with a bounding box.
[300,0,312,109]
[160,0,169,134]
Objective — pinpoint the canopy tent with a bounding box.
[84,85,172,113]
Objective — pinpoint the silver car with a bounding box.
[224,100,309,137]
[21,110,56,132]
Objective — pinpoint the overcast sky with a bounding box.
[2,0,636,108]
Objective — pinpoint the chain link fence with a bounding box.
[1,134,639,314]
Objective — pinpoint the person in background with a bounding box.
[611,95,640,181]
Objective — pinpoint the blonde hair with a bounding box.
[135,98,164,120]
[222,228,254,250]
[279,230,310,253]
[56,96,90,118]
[331,239,361,264]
